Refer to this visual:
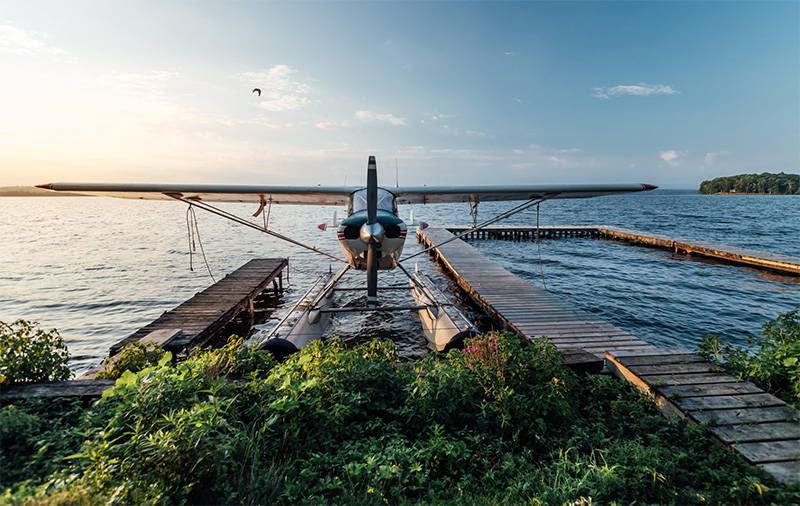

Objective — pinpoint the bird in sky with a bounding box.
[252,88,261,97]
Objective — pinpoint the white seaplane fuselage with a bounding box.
[336,188,408,271]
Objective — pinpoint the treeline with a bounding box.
[699,172,800,195]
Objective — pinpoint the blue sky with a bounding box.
[1,1,797,188]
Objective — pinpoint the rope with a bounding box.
[185,205,216,283]
[535,203,546,290]
[186,206,196,271]
[167,195,347,264]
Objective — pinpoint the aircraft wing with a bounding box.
[391,183,657,204]
[37,182,657,205]
[35,182,355,206]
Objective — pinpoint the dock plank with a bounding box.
[711,422,800,444]
[606,349,800,484]
[689,406,799,426]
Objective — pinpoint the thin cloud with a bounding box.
[355,110,406,126]
[594,83,680,99]
[659,150,686,166]
[0,23,68,58]
[100,70,180,94]
[705,151,729,165]
[315,121,350,131]
[234,65,311,112]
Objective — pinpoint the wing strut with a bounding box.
[166,194,348,264]
[401,194,556,263]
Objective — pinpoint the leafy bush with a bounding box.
[188,335,276,377]
[699,306,800,404]
[3,331,798,505]
[0,319,71,384]
[0,398,85,488]
[95,340,169,379]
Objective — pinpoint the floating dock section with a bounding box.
[418,226,800,484]
[445,225,800,275]
[417,227,662,362]
[110,258,287,355]
[606,349,800,484]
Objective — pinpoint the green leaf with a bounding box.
[117,369,138,388]
[158,351,173,368]
[782,357,797,367]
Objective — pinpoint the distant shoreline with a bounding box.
[0,186,85,197]
[709,192,795,196]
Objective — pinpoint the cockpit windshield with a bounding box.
[350,188,396,214]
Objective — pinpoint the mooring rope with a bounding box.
[168,195,347,264]
[186,205,216,283]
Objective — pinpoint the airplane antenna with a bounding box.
[395,158,399,187]
[535,203,547,290]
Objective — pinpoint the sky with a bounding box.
[1,1,798,189]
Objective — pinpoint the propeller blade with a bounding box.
[367,155,377,224]
[367,242,378,308]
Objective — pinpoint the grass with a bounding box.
[2,328,798,505]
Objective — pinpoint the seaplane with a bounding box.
[38,156,656,355]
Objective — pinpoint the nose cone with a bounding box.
[360,222,385,244]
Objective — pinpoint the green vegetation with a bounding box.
[0,320,72,385]
[699,306,800,406]
[699,172,800,195]
[95,341,169,379]
[2,330,798,505]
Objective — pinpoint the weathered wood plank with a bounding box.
[642,372,740,386]
[711,422,800,444]
[735,440,800,464]
[674,393,785,411]
[1,380,116,400]
[658,382,764,398]
[613,353,708,366]
[689,406,799,426]
[630,362,726,375]
[758,462,800,485]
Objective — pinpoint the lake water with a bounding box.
[1,191,798,374]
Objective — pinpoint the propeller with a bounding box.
[363,156,380,308]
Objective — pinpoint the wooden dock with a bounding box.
[417,227,800,484]
[445,225,800,275]
[109,258,287,355]
[606,350,800,484]
[417,227,663,363]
